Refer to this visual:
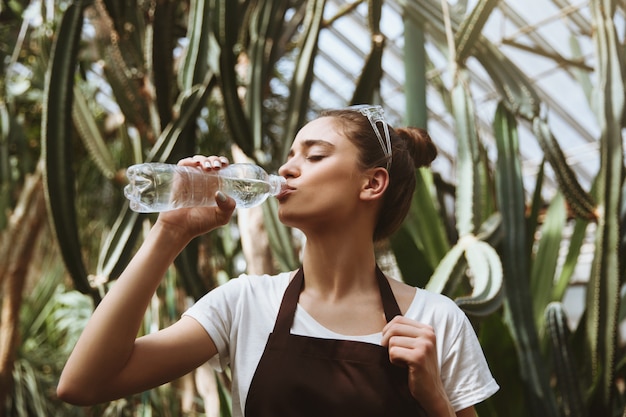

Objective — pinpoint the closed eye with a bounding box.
[306,154,326,161]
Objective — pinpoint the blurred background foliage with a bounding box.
[0,0,625,416]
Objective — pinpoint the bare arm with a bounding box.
[456,406,477,417]
[57,156,236,405]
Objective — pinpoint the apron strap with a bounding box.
[376,265,403,321]
[272,268,305,338]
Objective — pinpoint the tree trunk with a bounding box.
[0,163,47,409]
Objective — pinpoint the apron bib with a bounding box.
[245,266,427,417]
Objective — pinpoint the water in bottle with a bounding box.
[124,162,286,212]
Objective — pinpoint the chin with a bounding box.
[277,208,302,230]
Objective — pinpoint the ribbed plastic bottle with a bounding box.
[124,162,286,212]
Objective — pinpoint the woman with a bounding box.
[57,105,499,416]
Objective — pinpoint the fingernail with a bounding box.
[216,191,227,202]
[212,160,222,168]
[203,161,212,169]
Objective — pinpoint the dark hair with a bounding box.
[320,108,437,241]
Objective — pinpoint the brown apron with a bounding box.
[245,266,427,417]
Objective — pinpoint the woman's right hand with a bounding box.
[156,155,236,243]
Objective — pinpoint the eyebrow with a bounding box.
[303,139,335,149]
[288,139,336,156]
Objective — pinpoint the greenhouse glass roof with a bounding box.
[311,0,616,201]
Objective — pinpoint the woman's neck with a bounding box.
[300,236,379,299]
[297,237,389,335]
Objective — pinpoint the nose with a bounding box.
[278,157,298,179]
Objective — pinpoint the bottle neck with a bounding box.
[268,175,287,196]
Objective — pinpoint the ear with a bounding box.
[360,167,389,202]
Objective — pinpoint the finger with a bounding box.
[177,155,209,167]
[381,319,433,346]
[388,335,425,349]
[385,323,432,340]
[387,344,413,367]
[215,191,237,214]
[202,157,229,170]
[387,335,437,366]
[384,315,431,329]
[177,155,230,169]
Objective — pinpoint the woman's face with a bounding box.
[277,116,368,232]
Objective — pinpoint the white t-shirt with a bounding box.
[183,272,499,416]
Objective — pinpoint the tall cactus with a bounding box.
[585,0,624,412]
[545,302,586,417]
[42,0,98,301]
[493,102,559,415]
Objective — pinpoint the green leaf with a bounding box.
[455,0,498,63]
[530,192,566,330]
[397,169,450,272]
[456,240,504,317]
[72,84,116,179]
[214,0,253,156]
[247,1,293,155]
[352,0,384,104]
[451,71,483,236]
[552,216,588,302]
[526,160,545,257]
[179,0,211,90]
[426,235,471,294]
[147,81,215,163]
[96,202,142,281]
[263,198,299,271]
[283,0,326,162]
[532,118,596,219]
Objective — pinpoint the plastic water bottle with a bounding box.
[124,162,286,212]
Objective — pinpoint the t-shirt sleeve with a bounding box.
[182,277,247,371]
[440,313,500,411]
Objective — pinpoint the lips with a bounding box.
[276,186,295,201]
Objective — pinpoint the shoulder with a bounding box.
[387,278,417,314]
[186,270,293,313]
[387,277,462,316]
[389,278,469,332]
[183,270,294,336]
[239,271,294,303]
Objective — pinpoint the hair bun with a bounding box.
[395,127,437,168]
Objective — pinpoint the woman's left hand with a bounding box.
[381,315,455,416]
